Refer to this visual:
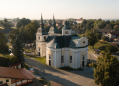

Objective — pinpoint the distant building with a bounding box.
[36,14,88,69]
[76,18,84,24]
[102,31,119,41]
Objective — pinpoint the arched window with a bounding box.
[82,56,84,60]
[49,55,51,59]
[39,37,40,40]
[83,41,85,44]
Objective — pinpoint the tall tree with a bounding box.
[86,32,98,49]
[12,33,25,67]
[90,53,119,86]
[0,30,8,53]
[16,18,31,28]
[1,18,11,29]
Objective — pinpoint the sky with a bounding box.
[0,0,119,19]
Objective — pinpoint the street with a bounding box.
[25,52,97,86]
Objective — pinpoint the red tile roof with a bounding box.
[0,67,36,79]
[76,19,84,21]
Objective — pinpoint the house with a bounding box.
[36,14,88,69]
[8,62,21,69]
[56,22,62,27]
[103,31,119,41]
[76,19,84,24]
[0,67,36,86]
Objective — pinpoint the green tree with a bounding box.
[16,18,31,28]
[0,30,8,53]
[113,25,119,31]
[8,29,19,43]
[1,18,11,29]
[12,34,25,67]
[86,32,98,49]
[90,53,119,86]
[106,44,118,55]
[101,35,109,41]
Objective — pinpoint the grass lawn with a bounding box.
[0,27,16,29]
[88,42,108,51]
[24,55,46,65]
[34,57,46,65]
[77,34,84,37]
[39,79,51,86]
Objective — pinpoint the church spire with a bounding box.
[52,14,56,27]
[40,14,44,28]
[41,14,43,24]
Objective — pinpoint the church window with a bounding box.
[44,36,46,40]
[49,55,51,59]
[6,79,9,82]
[39,48,40,51]
[82,56,84,60]
[83,41,85,44]
[39,37,40,40]
[61,56,64,63]
[70,56,72,63]
[0,81,3,84]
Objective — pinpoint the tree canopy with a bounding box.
[0,30,8,53]
[90,53,119,86]
[12,34,25,67]
[16,18,31,28]
[86,32,98,48]
[1,18,11,29]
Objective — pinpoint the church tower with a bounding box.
[48,14,59,34]
[36,14,48,56]
[62,21,72,36]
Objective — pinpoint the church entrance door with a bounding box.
[39,52,40,56]
[82,61,84,67]
[49,60,51,66]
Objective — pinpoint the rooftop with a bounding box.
[0,67,36,79]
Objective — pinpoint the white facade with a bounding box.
[46,47,88,69]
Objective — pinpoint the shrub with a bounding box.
[0,55,19,67]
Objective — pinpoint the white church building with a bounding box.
[36,14,88,69]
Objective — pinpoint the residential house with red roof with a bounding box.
[0,67,36,86]
[76,19,84,24]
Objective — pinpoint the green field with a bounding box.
[24,55,46,65]
[88,42,108,51]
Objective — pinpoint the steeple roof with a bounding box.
[62,21,71,30]
[37,14,48,35]
[48,14,59,34]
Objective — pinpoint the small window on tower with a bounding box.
[39,37,40,40]
[39,48,40,51]
[83,41,85,44]
[0,81,3,84]
[49,55,51,59]
[44,36,46,40]
[6,79,9,82]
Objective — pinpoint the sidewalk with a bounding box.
[88,49,100,58]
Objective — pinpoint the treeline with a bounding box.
[70,19,119,34]
[9,18,40,43]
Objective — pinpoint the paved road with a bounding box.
[25,55,97,86]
